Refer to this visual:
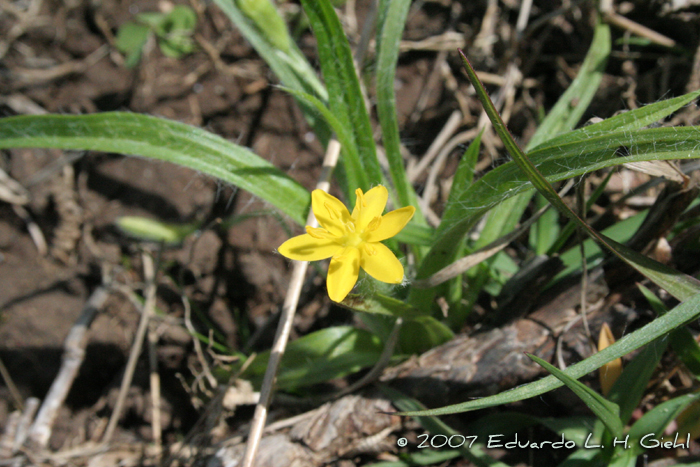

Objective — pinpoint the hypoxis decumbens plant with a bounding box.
[2,2,700,462]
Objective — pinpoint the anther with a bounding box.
[306,226,330,239]
[366,216,381,232]
[364,244,377,256]
[324,202,337,220]
[355,188,367,207]
[344,221,356,233]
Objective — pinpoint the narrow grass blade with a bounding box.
[300,0,382,197]
[280,86,363,181]
[375,0,424,221]
[530,194,560,254]
[236,0,291,53]
[528,354,623,439]
[0,113,311,225]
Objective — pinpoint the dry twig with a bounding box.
[27,288,109,448]
[101,252,159,445]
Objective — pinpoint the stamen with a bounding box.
[355,188,367,207]
[306,226,331,239]
[344,221,356,233]
[366,216,381,232]
[364,244,377,256]
[324,201,338,220]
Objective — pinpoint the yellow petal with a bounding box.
[365,206,415,242]
[278,234,340,261]
[327,247,360,302]
[352,185,388,230]
[312,189,352,236]
[360,242,404,284]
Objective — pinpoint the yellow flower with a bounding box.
[278,186,415,302]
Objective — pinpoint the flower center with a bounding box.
[340,214,382,248]
[341,220,364,247]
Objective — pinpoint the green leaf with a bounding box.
[135,12,166,29]
[395,290,700,417]
[399,316,454,355]
[366,449,461,467]
[626,392,700,457]
[556,447,603,467]
[279,86,364,191]
[547,170,614,255]
[442,131,482,222]
[606,336,668,425]
[165,5,197,30]
[236,0,290,52]
[528,354,624,439]
[530,193,560,255]
[531,89,700,152]
[393,222,434,246]
[434,20,609,311]
[639,284,700,378]
[0,113,311,226]
[375,0,424,222]
[115,22,151,68]
[115,216,199,244]
[300,0,382,199]
[156,7,197,58]
[242,326,383,390]
[339,293,428,319]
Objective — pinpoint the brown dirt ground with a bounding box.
[1,0,700,465]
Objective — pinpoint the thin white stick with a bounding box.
[242,140,341,467]
[516,0,534,36]
[146,261,162,457]
[27,287,108,448]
